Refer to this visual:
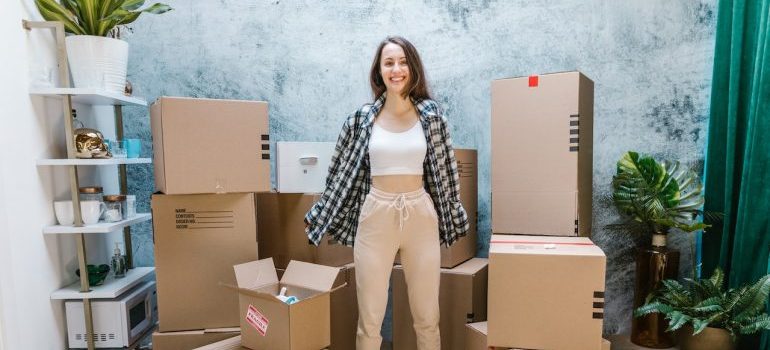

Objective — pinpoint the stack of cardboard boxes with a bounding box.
[149,98,358,349]
[150,97,268,349]
[149,71,609,350]
[464,71,610,350]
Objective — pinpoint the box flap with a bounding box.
[234,258,278,289]
[441,257,487,275]
[281,260,340,292]
[192,335,242,350]
[467,321,487,335]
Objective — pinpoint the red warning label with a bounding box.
[245,304,269,336]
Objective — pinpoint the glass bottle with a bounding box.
[111,242,127,278]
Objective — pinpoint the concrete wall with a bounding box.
[122,0,716,334]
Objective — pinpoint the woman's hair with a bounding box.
[369,36,432,101]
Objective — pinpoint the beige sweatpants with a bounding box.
[354,187,441,350]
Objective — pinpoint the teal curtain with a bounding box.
[701,0,770,348]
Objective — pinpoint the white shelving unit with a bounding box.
[23,20,154,350]
[44,213,152,235]
[29,87,148,106]
[50,267,155,300]
[37,158,152,166]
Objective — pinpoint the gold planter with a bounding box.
[631,234,680,348]
[677,325,735,350]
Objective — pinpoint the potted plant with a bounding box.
[611,151,709,347]
[635,268,770,350]
[34,0,172,92]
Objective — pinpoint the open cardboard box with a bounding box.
[227,258,344,350]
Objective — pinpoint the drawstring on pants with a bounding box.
[390,193,410,231]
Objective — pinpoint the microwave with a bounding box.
[65,280,157,348]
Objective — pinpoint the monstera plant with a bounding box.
[611,151,711,347]
[612,151,709,239]
[635,268,770,350]
[33,0,172,92]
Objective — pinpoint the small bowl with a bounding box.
[76,264,110,286]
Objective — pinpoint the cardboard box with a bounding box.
[393,258,488,350]
[487,235,606,349]
[276,141,335,193]
[465,323,612,350]
[257,192,353,269]
[395,148,478,268]
[491,72,593,236]
[231,258,341,350]
[152,193,259,332]
[330,263,357,350]
[151,96,270,194]
[465,322,488,350]
[193,335,247,350]
[152,329,240,350]
[275,262,357,350]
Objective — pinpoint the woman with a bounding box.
[305,36,469,350]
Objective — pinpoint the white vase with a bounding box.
[65,35,128,93]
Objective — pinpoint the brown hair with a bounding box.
[369,36,432,101]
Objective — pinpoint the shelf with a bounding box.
[51,267,155,300]
[37,157,152,166]
[44,213,152,235]
[29,87,147,106]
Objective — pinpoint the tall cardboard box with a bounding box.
[276,141,335,193]
[152,329,240,350]
[152,193,259,332]
[392,258,488,350]
[491,72,593,236]
[395,148,478,268]
[231,259,341,350]
[151,96,271,194]
[257,192,352,269]
[488,235,606,350]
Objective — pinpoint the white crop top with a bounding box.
[369,121,427,176]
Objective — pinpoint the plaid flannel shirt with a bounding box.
[304,92,469,247]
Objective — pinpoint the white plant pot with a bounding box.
[65,35,128,93]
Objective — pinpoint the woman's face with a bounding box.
[379,43,409,95]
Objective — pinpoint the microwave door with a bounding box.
[125,288,152,345]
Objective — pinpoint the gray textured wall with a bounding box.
[122,0,716,336]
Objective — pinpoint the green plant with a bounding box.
[634,268,770,339]
[612,151,709,235]
[34,0,172,37]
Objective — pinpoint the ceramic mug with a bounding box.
[80,200,106,225]
[53,200,75,226]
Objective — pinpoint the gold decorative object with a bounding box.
[74,127,111,159]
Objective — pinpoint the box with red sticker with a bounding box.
[226,258,342,350]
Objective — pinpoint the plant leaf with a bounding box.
[34,0,86,34]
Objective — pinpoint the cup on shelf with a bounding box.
[109,140,127,158]
[124,195,136,218]
[53,200,75,226]
[80,201,106,225]
[125,139,141,158]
